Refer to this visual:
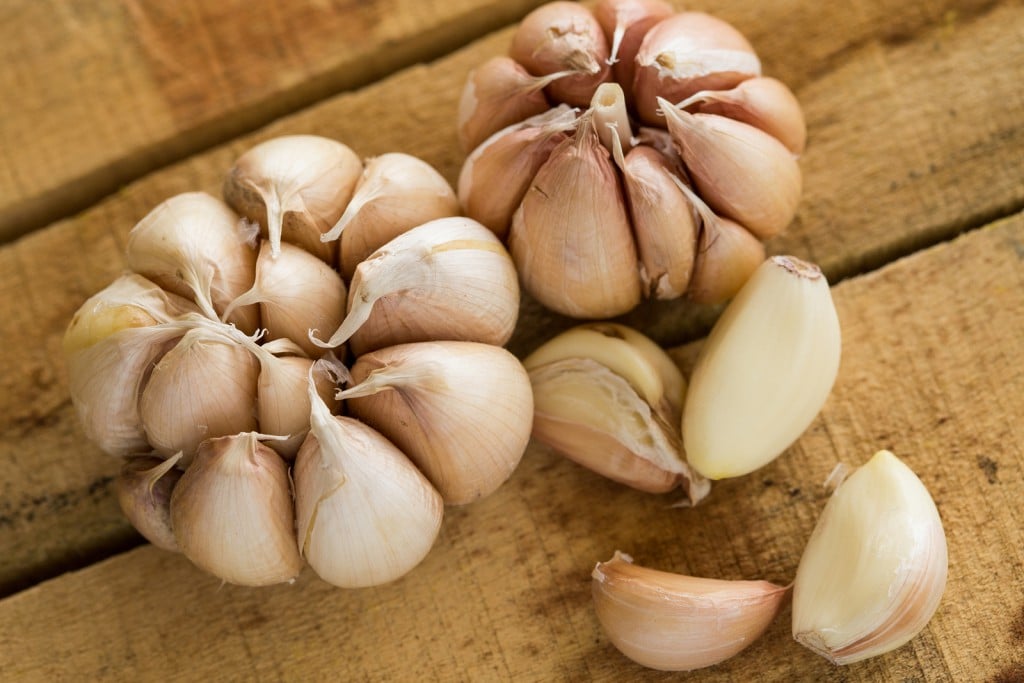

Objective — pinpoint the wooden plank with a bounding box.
[0,0,551,241]
[0,0,1021,595]
[2,211,1022,681]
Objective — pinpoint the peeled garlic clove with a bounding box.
[792,450,948,664]
[525,324,708,501]
[295,375,443,588]
[257,354,340,459]
[222,241,346,358]
[509,118,641,319]
[223,134,362,262]
[458,106,578,239]
[683,256,841,479]
[139,326,259,463]
[593,0,673,93]
[679,77,807,156]
[115,454,183,552]
[324,153,460,279]
[634,13,761,125]
[661,102,802,239]
[316,217,519,356]
[593,552,789,671]
[170,433,302,586]
[509,1,612,106]
[125,191,259,333]
[340,341,533,505]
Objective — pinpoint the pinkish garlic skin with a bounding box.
[457,56,554,153]
[593,0,674,98]
[116,456,182,552]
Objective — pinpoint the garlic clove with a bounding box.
[139,326,259,463]
[115,453,183,552]
[792,450,948,664]
[508,116,641,319]
[633,13,761,125]
[524,324,708,501]
[678,77,807,156]
[125,192,260,333]
[315,217,519,356]
[223,134,362,262]
[593,0,674,96]
[683,256,841,479]
[509,1,612,106]
[170,432,302,586]
[323,153,460,279]
[222,240,346,358]
[339,341,533,505]
[256,354,340,459]
[592,551,789,671]
[294,373,443,588]
[458,105,578,239]
[661,101,802,239]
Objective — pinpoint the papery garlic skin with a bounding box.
[115,454,183,552]
[256,354,340,459]
[792,451,948,664]
[683,256,841,479]
[592,552,789,671]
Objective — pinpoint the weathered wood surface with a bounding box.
[0,0,550,241]
[2,212,1022,681]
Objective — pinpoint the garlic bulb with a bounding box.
[459,1,804,319]
[792,450,948,664]
[115,454,183,552]
[682,256,841,479]
[340,342,533,505]
[171,433,302,586]
[592,552,789,671]
[525,323,709,503]
[295,376,444,588]
[223,134,362,262]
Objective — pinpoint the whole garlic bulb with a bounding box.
[458,0,806,317]
[63,135,532,589]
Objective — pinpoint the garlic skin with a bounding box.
[682,256,841,480]
[592,552,789,671]
[115,454,183,552]
[792,451,948,664]
[256,354,340,459]
[170,433,302,586]
[223,134,362,262]
[340,342,533,505]
[323,153,460,279]
[294,377,443,588]
[525,324,709,502]
[125,192,260,333]
[593,0,674,93]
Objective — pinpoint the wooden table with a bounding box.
[1,1,1022,680]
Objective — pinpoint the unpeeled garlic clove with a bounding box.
[323,153,460,279]
[509,1,612,106]
[458,106,578,239]
[222,240,346,358]
[139,325,259,463]
[125,192,260,333]
[683,256,841,479]
[592,552,789,671]
[593,0,674,94]
[294,372,443,588]
[508,116,641,319]
[678,77,807,156]
[170,432,302,586]
[315,217,519,356]
[339,341,533,505]
[524,323,708,502]
[792,450,948,664]
[661,101,802,239]
[633,13,761,125]
[223,134,362,262]
[115,453,183,552]
[256,354,340,459]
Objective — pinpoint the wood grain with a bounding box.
[0,0,550,241]
[2,211,1022,680]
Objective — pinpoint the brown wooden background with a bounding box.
[1,0,1022,680]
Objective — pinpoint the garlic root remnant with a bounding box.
[592,552,789,671]
[792,450,948,664]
